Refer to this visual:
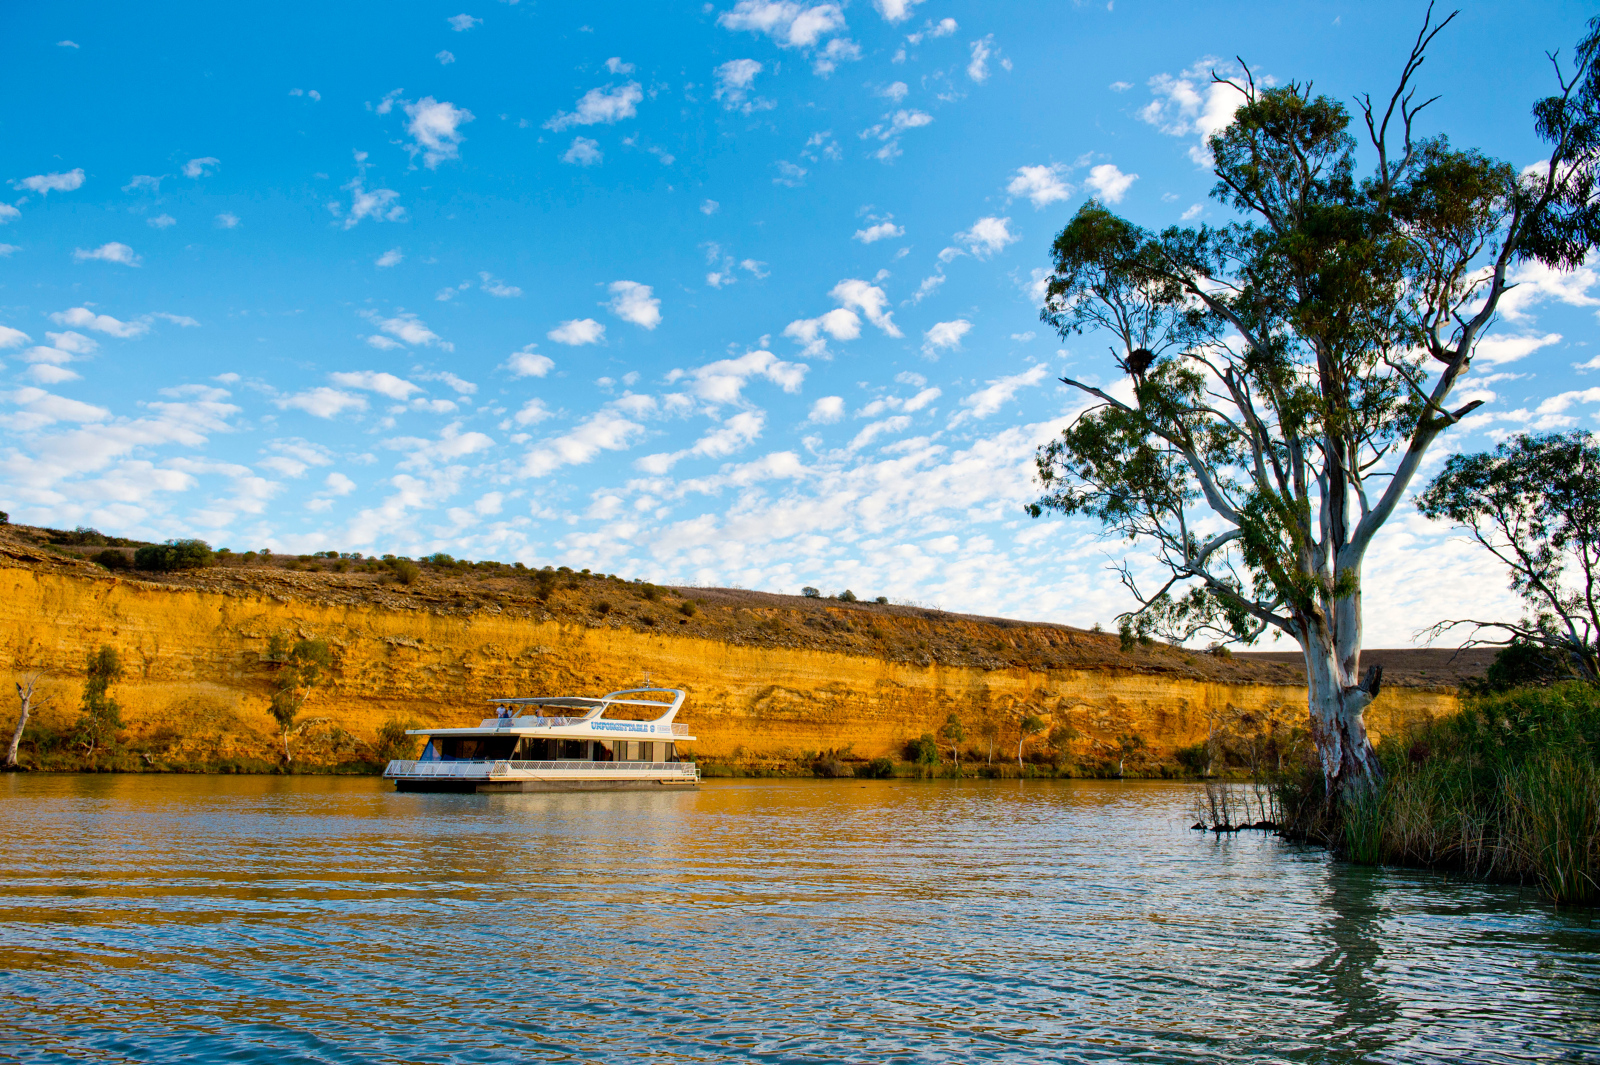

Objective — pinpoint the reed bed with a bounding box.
[1274,682,1600,905]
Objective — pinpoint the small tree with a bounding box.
[938,712,965,764]
[1017,713,1046,768]
[268,638,333,765]
[1028,13,1600,802]
[75,647,124,763]
[1417,432,1600,683]
[133,538,213,572]
[6,672,44,769]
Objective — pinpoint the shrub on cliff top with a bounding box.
[133,539,213,572]
[93,549,130,571]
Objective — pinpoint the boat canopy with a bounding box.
[406,688,693,741]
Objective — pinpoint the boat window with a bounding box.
[663,742,676,762]
[558,739,588,760]
[439,736,517,761]
[640,742,656,763]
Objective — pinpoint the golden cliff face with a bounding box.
[1,563,1457,765]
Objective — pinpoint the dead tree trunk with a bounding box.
[7,674,41,769]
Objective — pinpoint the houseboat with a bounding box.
[384,687,699,793]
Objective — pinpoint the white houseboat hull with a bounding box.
[385,758,701,793]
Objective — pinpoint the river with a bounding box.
[1,774,1595,1063]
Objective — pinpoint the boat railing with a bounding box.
[471,718,694,736]
[386,759,699,778]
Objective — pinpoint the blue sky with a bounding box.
[2,1,1596,644]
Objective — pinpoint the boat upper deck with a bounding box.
[407,687,696,742]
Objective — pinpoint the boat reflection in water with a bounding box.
[384,687,698,793]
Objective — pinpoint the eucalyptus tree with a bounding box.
[1418,431,1600,682]
[1029,10,1600,799]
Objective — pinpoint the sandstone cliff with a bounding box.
[0,528,1464,771]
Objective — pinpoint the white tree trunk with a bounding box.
[6,675,39,769]
[1300,609,1383,799]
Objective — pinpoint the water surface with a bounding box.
[1,774,1596,1063]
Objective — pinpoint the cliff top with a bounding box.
[1,523,1486,690]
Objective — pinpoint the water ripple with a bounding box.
[2,775,1597,1064]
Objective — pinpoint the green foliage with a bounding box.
[93,549,130,571]
[855,756,895,779]
[1029,16,1600,659]
[133,538,213,572]
[374,717,418,761]
[1418,431,1600,682]
[801,586,820,598]
[269,638,333,735]
[595,600,612,616]
[678,600,697,617]
[74,646,124,758]
[838,589,858,602]
[638,583,662,601]
[875,596,888,604]
[1467,640,1565,695]
[1297,682,1600,904]
[905,733,939,765]
[0,510,7,524]
[391,559,420,585]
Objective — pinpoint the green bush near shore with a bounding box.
[1277,682,1600,905]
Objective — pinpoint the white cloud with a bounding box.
[366,336,404,351]
[774,160,808,186]
[1474,332,1563,366]
[0,386,109,429]
[813,37,862,77]
[514,398,553,426]
[784,308,860,356]
[930,17,956,36]
[959,364,1048,418]
[608,280,662,329]
[215,212,240,229]
[328,371,421,400]
[808,395,845,423]
[436,50,456,65]
[276,387,368,419]
[147,214,176,228]
[57,39,79,48]
[606,57,635,74]
[522,409,646,476]
[370,312,450,350]
[671,349,808,404]
[182,157,220,179]
[910,273,945,304]
[49,307,148,338]
[968,34,1004,83]
[717,1,847,49]
[1139,59,1249,166]
[1110,80,1133,92]
[879,81,909,103]
[506,345,555,377]
[830,278,901,336]
[0,204,19,223]
[714,59,766,109]
[479,271,522,297]
[545,82,644,131]
[549,318,606,345]
[258,439,335,478]
[1084,163,1138,203]
[1008,164,1072,208]
[873,0,923,22]
[340,180,405,230]
[376,248,403,268]
[288,88,322,101]
[448,13,481,30]
[326,472,357,495]
[1497,259,1600,321]
[854,219,904,243]
[0,244,17,256]
[694,411,766,459]
[850,414,912,450]
[405,97,474,168]
[922,318,971,357]
[953,216,1018,259]
[562,137,603,166]
[1180,204,1203,221]
[701,199,720,215]
[16,169,85,195]
[72,242,140,266]
[0,326,28,349]
[859,109,932,160]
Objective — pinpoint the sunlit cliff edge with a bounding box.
[0,528,1473,772]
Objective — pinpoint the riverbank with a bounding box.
[1,523,1468,773]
